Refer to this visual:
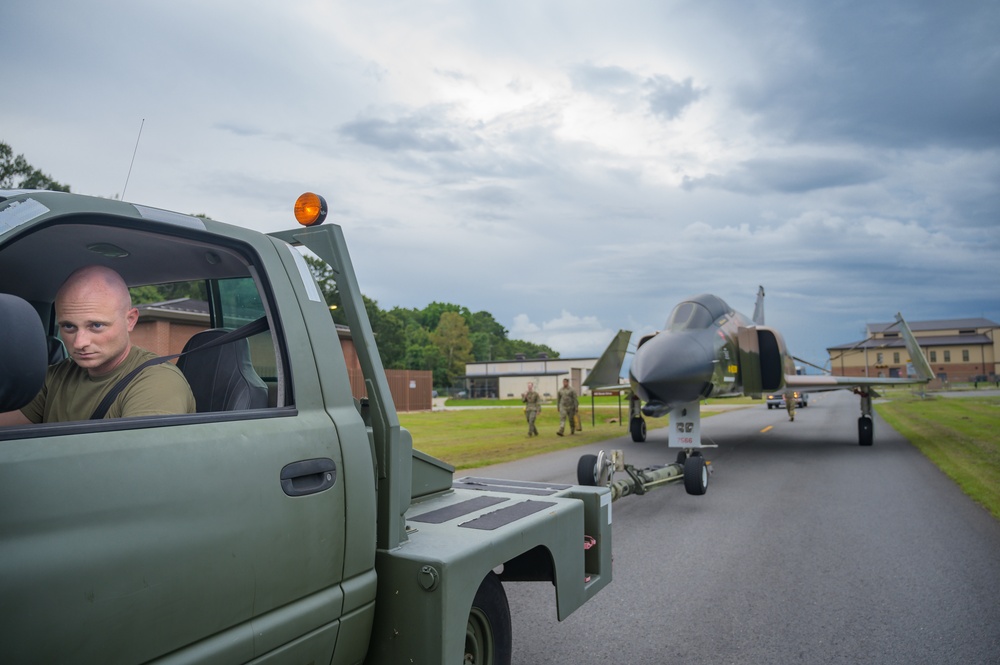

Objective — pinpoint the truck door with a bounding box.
[0,222,355,664]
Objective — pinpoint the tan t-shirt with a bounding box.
[21,346,196,423]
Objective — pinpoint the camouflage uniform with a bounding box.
[522,386,541,436]
[556,381,578,436]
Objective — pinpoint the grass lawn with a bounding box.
[399,404,682,470]
[876,392,1000,520]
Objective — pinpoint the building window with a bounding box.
[929,350,937,362]
[893,352,900,364]
[944,350,951,362]
[962,349,969,362]
[876,352,884,364]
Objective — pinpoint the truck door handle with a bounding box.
[280,458,337,497]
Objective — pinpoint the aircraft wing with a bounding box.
[584,329,632,392]
[784,312,932,392]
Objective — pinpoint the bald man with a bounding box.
[0,266,195,425]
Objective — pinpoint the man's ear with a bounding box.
[126,307,139,332]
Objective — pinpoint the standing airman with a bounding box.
[522,382,541,436]
[556,378,578,436]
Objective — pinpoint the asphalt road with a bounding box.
[468,390,1000,664]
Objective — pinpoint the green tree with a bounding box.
[431,311,473,388]
[0,141,70,191]
[420,302,470,331]
[364,295,406,369]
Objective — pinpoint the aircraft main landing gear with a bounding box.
[855,388,876,446]
[858,416,873,446]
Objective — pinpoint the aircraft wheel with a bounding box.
[858,416,874,446]
[465,572,512,665]
[577,454,599,486]
[630,417,647,442]
[683,455,708,495]
[675,450,688,465]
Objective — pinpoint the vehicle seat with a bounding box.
[48,336,66,364]
[176,329,268,412]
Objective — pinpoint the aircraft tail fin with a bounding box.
[752,286,765,325]
[584,329,632,389]
[895,313,933,382]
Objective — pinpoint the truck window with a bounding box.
[130,277,282,406]
[217,277,280,392]
[0,214,292,432]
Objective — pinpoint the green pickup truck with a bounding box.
[0,190,611,665]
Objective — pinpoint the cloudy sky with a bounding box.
[3,0,998,369]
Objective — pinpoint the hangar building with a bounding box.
[463,353,603,400]
[826,317,998,385]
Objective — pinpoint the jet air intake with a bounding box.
[737,326,787,394]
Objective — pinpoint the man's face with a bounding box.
[56,285,137,377]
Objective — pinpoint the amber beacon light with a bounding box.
[294,192,328,226]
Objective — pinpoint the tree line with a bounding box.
[3,140,556,390]
[305,257,557,390]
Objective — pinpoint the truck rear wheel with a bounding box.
[465,572,511,665]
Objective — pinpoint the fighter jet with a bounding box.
[578,287,932,499]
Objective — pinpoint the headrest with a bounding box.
[0,294,48,412]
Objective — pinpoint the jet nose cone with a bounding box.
[629,331,714,407]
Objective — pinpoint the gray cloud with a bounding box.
[730,0,1000,149]
[684,156,884,194]
[570,64,705,120]
[339,113,465,152]
[644,75,705,120]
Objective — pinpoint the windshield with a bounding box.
[665,302,714,331]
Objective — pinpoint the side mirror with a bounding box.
[0,294,47,412]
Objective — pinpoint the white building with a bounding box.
[463,353,603,400]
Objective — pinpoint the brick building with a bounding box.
[827,317,999,384]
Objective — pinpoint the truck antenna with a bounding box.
[121,118,145,201]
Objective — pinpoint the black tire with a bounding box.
[683,455,708,495]
[630,417,647,442]
[858,416,874,446]
[466,572,512,665]
[577,454,599,486]
[675,450,688,465]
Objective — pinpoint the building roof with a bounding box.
[463,370,569,379]
[867,317,998,334]
[828,333,993,351]
[135,298,209,323]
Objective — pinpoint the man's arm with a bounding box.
[0,410,32,427]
